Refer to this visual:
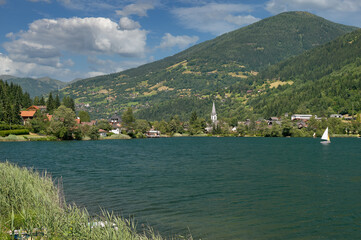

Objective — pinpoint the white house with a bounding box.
[291,114,313,121]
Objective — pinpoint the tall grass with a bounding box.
[0,162,193,240]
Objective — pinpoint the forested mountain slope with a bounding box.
[0,75,67,98]
[246,29,361,117]
[60,11,358,120]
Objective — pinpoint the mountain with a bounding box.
[246,28,361,117]
[0,75,67,98]
[60,11,358,120]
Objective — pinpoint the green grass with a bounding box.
[0,162,193,240]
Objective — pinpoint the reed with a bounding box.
[0,161,192,240]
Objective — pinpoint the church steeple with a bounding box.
[211,101,217,124]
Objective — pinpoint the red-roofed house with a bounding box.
[20,110,37,124]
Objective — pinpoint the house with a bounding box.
[330,114,343,118]
[27,105,47,112]
[291,114,313,121]
[267,117,281,126]
[297,121,307,129]
[20,110,37,124]
[146,130,160,138]
[110,128,120,135]
[109,112,122,124]
[98,129,107,137]
[20,105,49,124]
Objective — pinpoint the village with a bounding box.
[15,101,361,140]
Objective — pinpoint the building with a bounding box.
[20,110,37,124]
[267,117,281,126]
[98,129,107,137]
[146,130,160,138]
[330,114,343,118]
[109,112,121,123]
[291,114,313,121]
[20,105,49,125]
[211,101,217,124]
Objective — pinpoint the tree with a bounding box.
[122,107,135,127]
[33,96,40,105]
[190,111,198,125]
[47,105,77,140]
[134,119,151,133]
[46,92,55,113]
[78,111,90,122]
[39,97,46,106]
[54,94,61,109]
[97,120,111,131]
[29,110,49,133]
[62,96,75,111]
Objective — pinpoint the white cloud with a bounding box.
[87,56,123,73]
[0,52,74,80]
[1,17,148,81]
[0,0,6,5]
[4,17,147,65]
[266,0,361,14]
[159,33,199,49]
[171,3,260,35]
[86,71,107,78]
[116,3,155,17]
[225,15,260,26]
[119,17,141,30]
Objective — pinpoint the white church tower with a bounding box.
[211,101,217,124]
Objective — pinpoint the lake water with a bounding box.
[1,137,360,239]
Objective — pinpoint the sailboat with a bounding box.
[320,127,331,144]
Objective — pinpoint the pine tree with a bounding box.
[47,92,55,113]
[54,94,61,109]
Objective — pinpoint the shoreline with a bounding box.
[0,133,359,142]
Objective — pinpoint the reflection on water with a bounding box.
[1,137,361,239]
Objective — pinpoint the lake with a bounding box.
[1,137,360,239]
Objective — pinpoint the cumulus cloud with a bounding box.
[171,3,260,35]
[87,56,123,74]
[4,17,147,67]
[0,52,74,80]
[1,17,148,81]
[119,17,141,30]
[116,3,155,17]
[159,33,199,49]
[266,0,361,14]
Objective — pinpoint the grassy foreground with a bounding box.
[0,162,192,240]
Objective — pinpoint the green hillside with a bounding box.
[1,75,67,98]
[246,29,361,117]
[60,11,358,120]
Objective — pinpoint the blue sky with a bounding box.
[1,0,361,82]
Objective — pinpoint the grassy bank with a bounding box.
[0,162,191,240]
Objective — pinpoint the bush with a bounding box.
[0,129,29,137]
[0,124,25,130]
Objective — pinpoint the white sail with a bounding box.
[321,127,330,141]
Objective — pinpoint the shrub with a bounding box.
[0,129,29,137]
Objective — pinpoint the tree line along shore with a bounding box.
[1,79,360,141]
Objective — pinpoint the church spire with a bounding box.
[211,101,217,123]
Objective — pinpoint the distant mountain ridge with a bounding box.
[58,11,358,120]
[0,75,68,98]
